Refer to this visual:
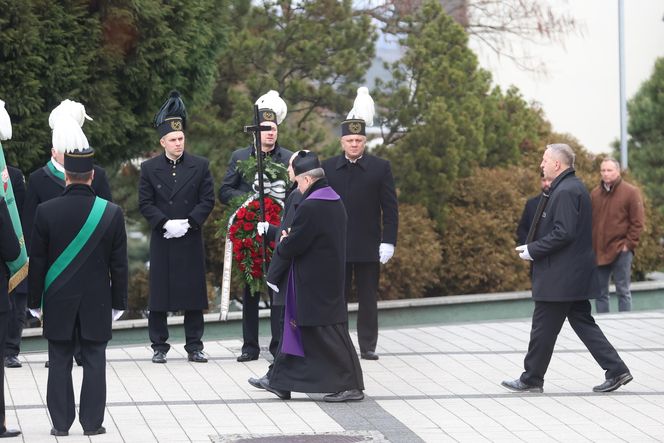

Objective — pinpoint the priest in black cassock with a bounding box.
[259,151,364,403]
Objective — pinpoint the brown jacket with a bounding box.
[590,178,645,266]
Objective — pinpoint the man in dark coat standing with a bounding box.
[260,151,364,402]
[4,165,27,369]
[27,135,128,436]
[23,100,109,369]
[139,91,215,364]
[321,90,398,360]
[0,196,22,438]
[502,143,632,394]
[219,91,292,362]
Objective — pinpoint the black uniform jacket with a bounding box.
[23,163,112,249]
[218,144,293,204]
[322,153,398,262]
[274,179,348,327]
[27,184,128,341]
[138,151,215,311]
[0,197,21,312]
[516,194,542,245]
[266,187,303,304]
[528,168,600,302]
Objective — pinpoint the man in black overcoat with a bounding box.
[139,91,215,364]
[515,173,551,245]
[502,143,632,394]
[24,101,110,368]
[4,165,27,369]
[321,115,398,360]
[0,196,22,438]
[260,151,364,403]
[27,144,128,437]
[219,98,292,362]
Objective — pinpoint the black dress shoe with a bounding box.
[0,429,21,438]
[248,374,268,389]
[83,426,106,436]
[236,353,259,362]
[50,428,68,436]
[501,378,543,393]
[188,350,208,363]
[152,351,167,364]
[360,351,379,360]
[4,356,22,368]
[323,389,364,402]
[593,372,633,392]
[258,377,291,400]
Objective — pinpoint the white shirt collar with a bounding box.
[50,157,65,173]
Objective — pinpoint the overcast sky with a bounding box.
[470,0,664,155]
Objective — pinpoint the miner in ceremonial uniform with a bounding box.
[0,98,23,438]
[219,91,293,362]
[259,151,364,403]
[27,118,128,437]
[322,87,398,361]
[139,91,215,364]
[23,99,111,368]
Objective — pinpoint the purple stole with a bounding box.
[280,186,341,357]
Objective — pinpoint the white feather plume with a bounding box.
[51,116,89,153]
[255,90,287,125]
[0,99,12,141]
[346,87,374,127]
[48,99,93,129]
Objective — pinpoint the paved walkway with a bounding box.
[5,310,664,442]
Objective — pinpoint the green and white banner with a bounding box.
[0,141,28,291]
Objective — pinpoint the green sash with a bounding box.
[44,197,108,293]
[46,160,65,182]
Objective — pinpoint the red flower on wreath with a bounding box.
[227,196,283,294]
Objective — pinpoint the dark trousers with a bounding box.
[148,310,204,354]
[241,286,280,357]
[47,335,107,432]
[521,300,629,387]
[0,311,9,433]
[269,302,283,358]
[5,290,27,357]
[345,262,380,353]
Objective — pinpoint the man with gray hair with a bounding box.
[503,143,632,393]
[590,157,644,312]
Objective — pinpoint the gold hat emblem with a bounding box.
[170,120,183,131]
[349,122,362,134]
[262,111,275,121]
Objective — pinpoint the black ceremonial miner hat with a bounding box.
[64,147,95,173]
[292,151,321,176]
[153,90,187,138]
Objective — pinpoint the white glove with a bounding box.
[266,281,279,293]
[163,219,189,239]
[29,308,42,319]
[112,309,124,321]
[516,245,533,261]
[379,243,395,264]
[257,221,270,236]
